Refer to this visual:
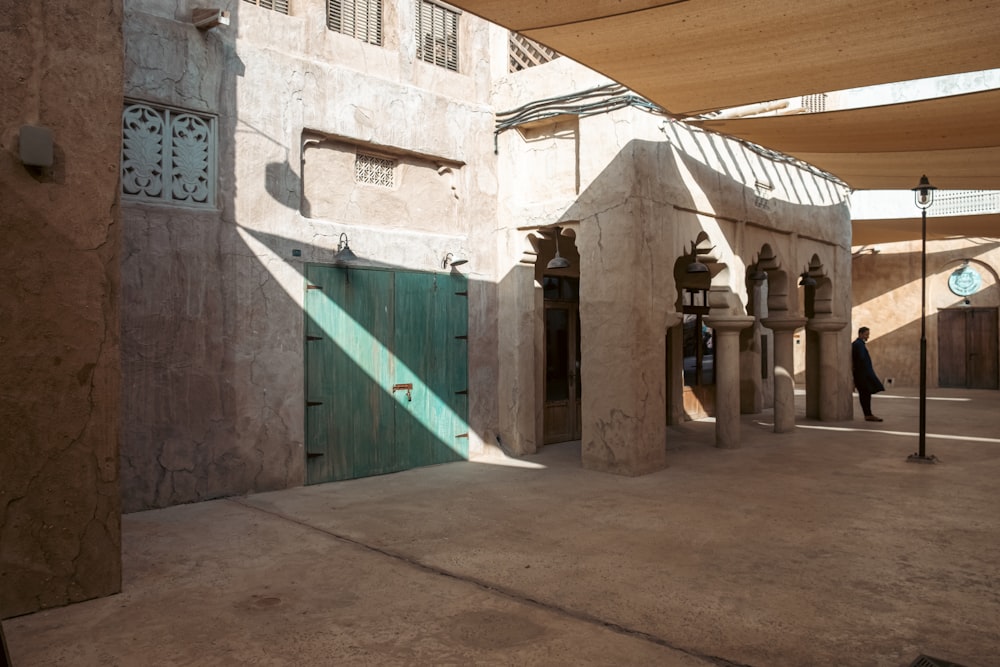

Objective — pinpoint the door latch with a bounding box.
[392,383,413,401]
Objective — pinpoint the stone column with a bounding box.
[704,315,755,448]
[761,316,807,433]
[497,260,542,456]
[807,318,848,421]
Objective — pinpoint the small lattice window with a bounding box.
[328,0,382,45]
[243,0,290,14]
[416,0,459,72]
[355,153,395,187]
[121,102,217,207]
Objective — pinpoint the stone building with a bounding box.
[2,0,854,618]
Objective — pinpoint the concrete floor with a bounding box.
[5,388,1000,667]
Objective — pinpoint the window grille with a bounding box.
[933,190,1000,216]
[416,0,458,72]
[355,153,395,187]
[509,32,559,72]
[121,102,216,207]
[243,0,290,14]
[800,93,827,113]
[328,0,382,45]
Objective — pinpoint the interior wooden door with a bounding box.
[938,308,999,389]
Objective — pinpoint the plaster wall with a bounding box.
[852,238,1000,389]
[120,0,504,511]
[0,1,123,617]
[493,59,854,469]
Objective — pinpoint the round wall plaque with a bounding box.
[947,264,982,297]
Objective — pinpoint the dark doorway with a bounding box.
[543,276,581,444]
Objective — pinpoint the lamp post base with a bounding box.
[906,453,939,464]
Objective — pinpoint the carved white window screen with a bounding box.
[416,0,459,72]
[355,153,395,188]
[328,0,382,45]
[121,102,217,208]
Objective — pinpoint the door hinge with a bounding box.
[306,400,323,407]
[307,284,323,290]
[306,335,322,341]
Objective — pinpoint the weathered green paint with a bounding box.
[304,265,468,484]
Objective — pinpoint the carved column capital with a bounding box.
[806,317,847,333]
[703,315,755,332]
[761,316,807,332]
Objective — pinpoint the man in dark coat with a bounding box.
[852,326,885,422]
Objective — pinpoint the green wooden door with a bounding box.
[305,265,468,484]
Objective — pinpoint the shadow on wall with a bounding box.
[861,282,999,388]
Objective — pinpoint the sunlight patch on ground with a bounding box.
[871,394,972,402]
[472,457,548,469]
[790,423,1000,444]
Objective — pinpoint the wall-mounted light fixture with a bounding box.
[798,272,817,287]
[546,227,571,269]
[193,8,230,30]
[19,126,53,168]
[749,266,767,282]
[442,252,468,269]
[334,233,357,263]
[686,244,709,274]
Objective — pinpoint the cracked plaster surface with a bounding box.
[1,0,123,618]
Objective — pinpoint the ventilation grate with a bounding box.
[355,153,395,187]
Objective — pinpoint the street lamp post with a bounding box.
[908,175,938,464]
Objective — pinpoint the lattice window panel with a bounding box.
[328,0,382,45]
[355,153,396,187]
[509,32,559,72]
[416,0,459,72]
[801,93,827,113]
[121,102,216,208]
[243,0,290,14]
[933,190,1000,216]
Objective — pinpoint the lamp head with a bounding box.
[912,174,936,210]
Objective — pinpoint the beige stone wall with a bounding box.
[493,58,855,466]
[852,238,1000,388]
[0,2,123,617]
[120,0,504,510]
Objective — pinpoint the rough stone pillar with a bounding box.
[497,260,542,455]
[761,317,807,433]
[704,316,755,448]
[808,318,848,421]
[1,0,123,617]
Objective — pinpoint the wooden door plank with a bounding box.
[968,308,999,389]
[937,309,967,388]
[305,265,394,483]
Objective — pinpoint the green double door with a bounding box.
[304,264,469,484]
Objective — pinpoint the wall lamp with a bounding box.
[798,272,817,287]
[443,252,468,269]
[334,233,357,263]
[686,245,709,274]
[546,226,571,269]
